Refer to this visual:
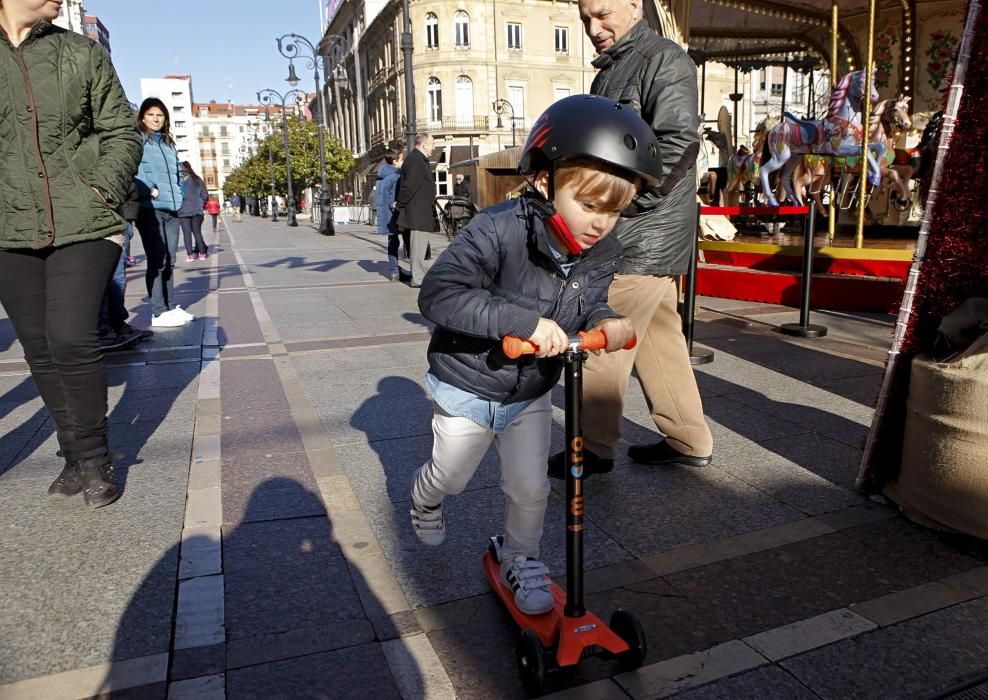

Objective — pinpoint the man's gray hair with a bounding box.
[415,132,432,146]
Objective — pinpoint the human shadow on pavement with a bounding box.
[99,477,416,698]
[257,256,349,274]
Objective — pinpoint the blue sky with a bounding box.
[88,0,326,106]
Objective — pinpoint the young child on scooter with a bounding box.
[411,95,662,615]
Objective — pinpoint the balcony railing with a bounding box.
[414,116,499,134]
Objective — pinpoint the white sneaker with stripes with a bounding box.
[410,500,446,546]
[500,556,553,615]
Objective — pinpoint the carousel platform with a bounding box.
[697,234,915,312]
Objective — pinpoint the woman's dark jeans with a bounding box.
[0,239,120,465]
[179,214,207,256]
[137,207,180,317]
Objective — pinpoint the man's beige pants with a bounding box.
[583,274,712,459]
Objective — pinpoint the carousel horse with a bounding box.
[759,69,881,207]
[791,95,913,213]
[723,117,777,206]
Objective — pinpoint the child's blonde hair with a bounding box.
[553,157,640,211]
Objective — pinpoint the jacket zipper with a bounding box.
[13,44,56,248]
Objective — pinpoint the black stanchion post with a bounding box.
[780,201,828,338]
[684,204,715,365]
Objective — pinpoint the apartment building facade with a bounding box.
[321,0,597,200]
[192,102,277,197]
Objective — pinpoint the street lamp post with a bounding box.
[277,32,337,236]
[492,99,520,149]
[257,87,306,227]
[262,106,278,222]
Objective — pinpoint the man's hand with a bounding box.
[528,318,569,358]
[150,186,159,200]
[593,318,635,353]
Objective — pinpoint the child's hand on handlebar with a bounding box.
[592,318,636,354]
[528,318,569,358]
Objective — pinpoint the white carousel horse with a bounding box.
[759,69,881,207]
[791,95,913,213]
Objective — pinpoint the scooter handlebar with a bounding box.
[501,330,637,359]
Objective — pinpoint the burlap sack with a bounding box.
[886,331,988,539]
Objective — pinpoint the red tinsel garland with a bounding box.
[866,0,988,488]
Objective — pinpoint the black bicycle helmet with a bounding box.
[518,94,662,189]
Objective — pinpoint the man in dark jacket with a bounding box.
[395,133,438,287]
[550,0,712,478]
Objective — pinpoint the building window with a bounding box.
[220,126,228,137]
[454,11,470,47]
[770,83,784,97]
[221,143,230,154]
[508,85,525,126]
[435,169,449,197]
[507,22,521,50]
[425,13,439,49]
[427,77,443,124]
[554,27,568,54]
[554,86,571,101]
[223,159,230,167]
[455,75,473,126]
[175,120,186,128]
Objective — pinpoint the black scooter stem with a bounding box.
[564,349,586,618]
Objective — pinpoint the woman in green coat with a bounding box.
[0,0,142,508]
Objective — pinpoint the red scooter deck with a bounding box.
[482,550,630,667]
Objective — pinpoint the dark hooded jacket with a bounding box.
[590,20,700,276]
[0,22,142,249]
[419,195,623,404]
[374,162,400,234]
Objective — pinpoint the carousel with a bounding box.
[651,0,968,311]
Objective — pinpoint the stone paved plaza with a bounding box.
[1,214,987,699]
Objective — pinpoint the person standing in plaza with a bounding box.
[0,0,142,507]
[177,162,208,262]
[204,196,221,233]
[374,147,404,281]
[230,193,242,222]
[135,98,193,328]
[547,0,712,479]
[394,133,438,288]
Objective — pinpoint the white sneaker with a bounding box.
[171,305,195,322]
[151,310,186,327]
[501,556,553,615]
[410,499,446,545]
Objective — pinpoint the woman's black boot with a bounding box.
[77,459,120,508]
[47,461,81,499]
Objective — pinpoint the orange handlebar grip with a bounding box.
[577,329,607,352]
[502,336,538,359]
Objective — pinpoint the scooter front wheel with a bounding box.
[516,629,546,696]
[610,609,647,669]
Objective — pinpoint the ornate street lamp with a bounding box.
[257,87,307,227]
[277,32,339,236]
[492,99,521,149]
[261,106,278,222]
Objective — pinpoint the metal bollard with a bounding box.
[684,204,715,365]
[780,200,828,338]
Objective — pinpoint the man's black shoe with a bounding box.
[47,462,81,499]
[547,449,614,481]
[627,441,712,468]
[78,460,121,508]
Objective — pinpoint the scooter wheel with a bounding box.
[610,609,647,669]
[516,629,546,696]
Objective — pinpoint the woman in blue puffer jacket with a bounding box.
[134,97,191,328]
[374,148,404,281]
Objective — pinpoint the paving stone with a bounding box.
[671,664,821,700]
[664,530,945,640]
[585,463,803,558]
[851,581,975,627]
[217,291,265,345]
[167,674,224,700]
[744,608,876,660]
[225,643,403,699]
[225,618,375,670]
[222,517,362,641]
[0,399,48,436]
[179,527,222,579]
[219,359,291,414]
[381,634,456,699]
[170,644,226,681]
[615,640,767,699]
[782,598,988,700]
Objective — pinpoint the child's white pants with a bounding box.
[412,393,553,562]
